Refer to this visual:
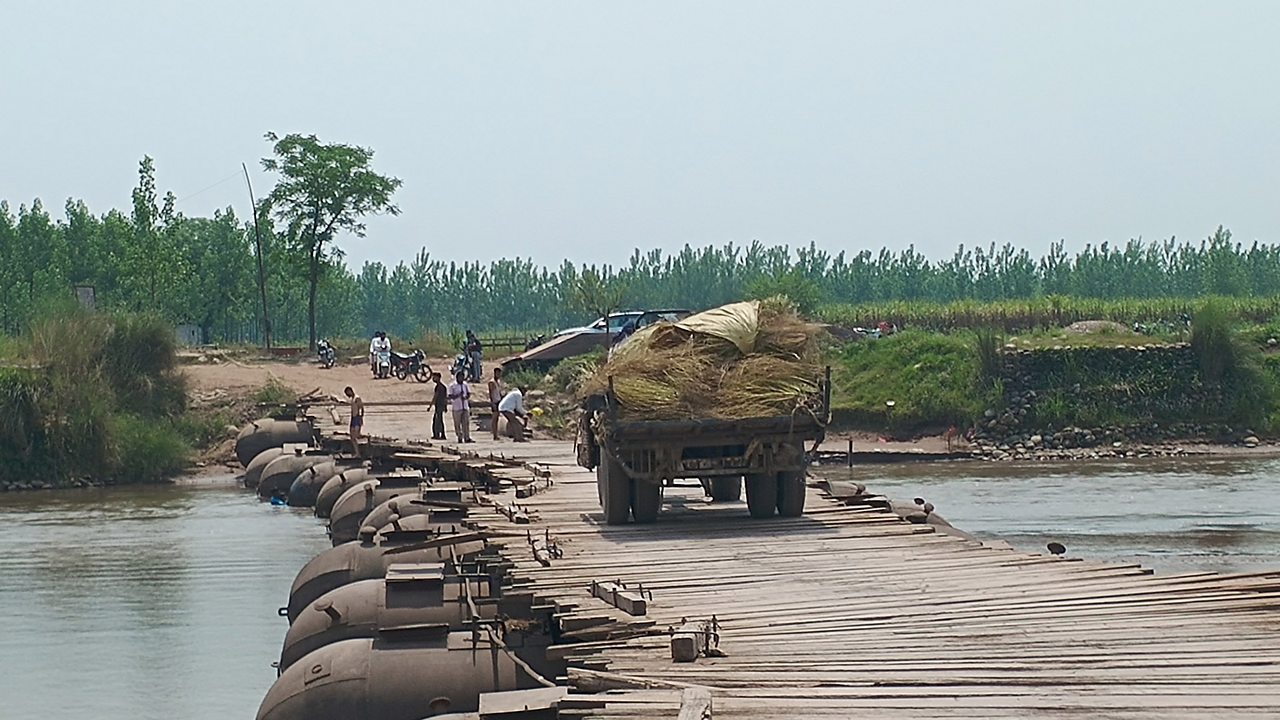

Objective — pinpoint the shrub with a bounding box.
[111,414,189,483]
[252,378,296,406]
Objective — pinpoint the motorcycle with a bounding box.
[450,351,475,381]
[392,349,430,383]
[525,334,546,351]
[374,349,391,379]
[317,339,336,369]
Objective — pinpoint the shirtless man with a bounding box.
[341,386,364,457]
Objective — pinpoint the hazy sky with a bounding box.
[3,1,1278,270]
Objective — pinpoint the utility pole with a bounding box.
[242,163,272,349]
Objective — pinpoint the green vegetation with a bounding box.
[831,331,996,431]
[819,294,1280,333]
[3,152,1279,347]
[251,378,298,407]
[0,309,191,487]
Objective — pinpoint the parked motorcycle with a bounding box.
[316,339,336,369]
[392,349,430,383]
[450,351,474,381]
[374,349,392,379]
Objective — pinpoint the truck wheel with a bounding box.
[631,480,661,523]
[776,470,806,517]
[598,454,631,525]
[744,473,776,519]
[709,477,742,502]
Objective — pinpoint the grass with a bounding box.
[0,308,194,486]
[819,295,1280,333]
[252,378,297,406]
[830,331,995,432]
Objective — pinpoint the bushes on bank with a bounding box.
[0,309,190,486]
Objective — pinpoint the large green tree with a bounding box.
[261,132,401,348]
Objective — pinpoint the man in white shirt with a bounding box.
[447,371,473,443]
[497,386,529,442]
[368,331,391,374]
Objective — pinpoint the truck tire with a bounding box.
[631,480,661,523]
[745,473,777,519]
[709,477,742,502]
[776,470,806,517]
[598,453,631,525]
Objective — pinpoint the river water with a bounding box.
[1,460,1278,719]
[0,479,330,720]
[828,455,1280,574]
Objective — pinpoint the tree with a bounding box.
[572,267,626,324]
[261,132,401,348]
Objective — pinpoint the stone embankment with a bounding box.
[971,342,1265,461]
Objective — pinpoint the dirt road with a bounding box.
[184,353,480,406]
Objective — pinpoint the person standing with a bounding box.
[447,370,473,443]
[334,386,364,457]
[430,371,448,440]
[497,386,529,442]
[465,330,483,383]
[487,366,505,440]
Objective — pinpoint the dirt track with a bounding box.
[184,353,486,406]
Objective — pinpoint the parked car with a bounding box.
[505,309,693,370]
[552,309,692,340]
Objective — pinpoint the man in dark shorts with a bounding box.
[431,372,448,440]
[338,386,365,457]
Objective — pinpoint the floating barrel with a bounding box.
[328,479,428,546]
[285,529,486,622]
[257,630,536,720]
[258,452,333,500]
[279,563,495,671]
[235,418,315,467]
[243,447,286,490]
[287,461,344,508]
[315,469,373,520]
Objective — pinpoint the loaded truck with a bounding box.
[576,369,830,525]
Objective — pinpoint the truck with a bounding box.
[576,369,831,525]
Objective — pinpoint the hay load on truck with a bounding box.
[575,299,830,525]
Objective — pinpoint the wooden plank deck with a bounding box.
[467,444,1280,718]
[312,410,1280,718]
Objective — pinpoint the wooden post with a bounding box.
[670,620,704,662]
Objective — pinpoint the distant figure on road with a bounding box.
[498,386,529,442]
[487,366,505,440]
[369,331,390,373]
[339,386,364,457]
[465,330,483,383]
[430,371,448,441]
[448,371,473,443]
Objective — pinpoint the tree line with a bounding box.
[2,153,1277,346]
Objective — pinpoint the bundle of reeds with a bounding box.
[581,297,824,420]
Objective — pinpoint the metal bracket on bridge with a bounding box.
[670,616,724,663]
[589,579,650,616]
[527,528,562,567]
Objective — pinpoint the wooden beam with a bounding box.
[676,687,712,720]
[591,580,648,615]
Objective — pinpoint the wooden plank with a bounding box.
[591,580,648,616]
[676,687,712,720]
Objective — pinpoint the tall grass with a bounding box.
[0,308,191,486]
[1191,299,1274,427]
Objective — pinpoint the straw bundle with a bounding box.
[581,297,823,420]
